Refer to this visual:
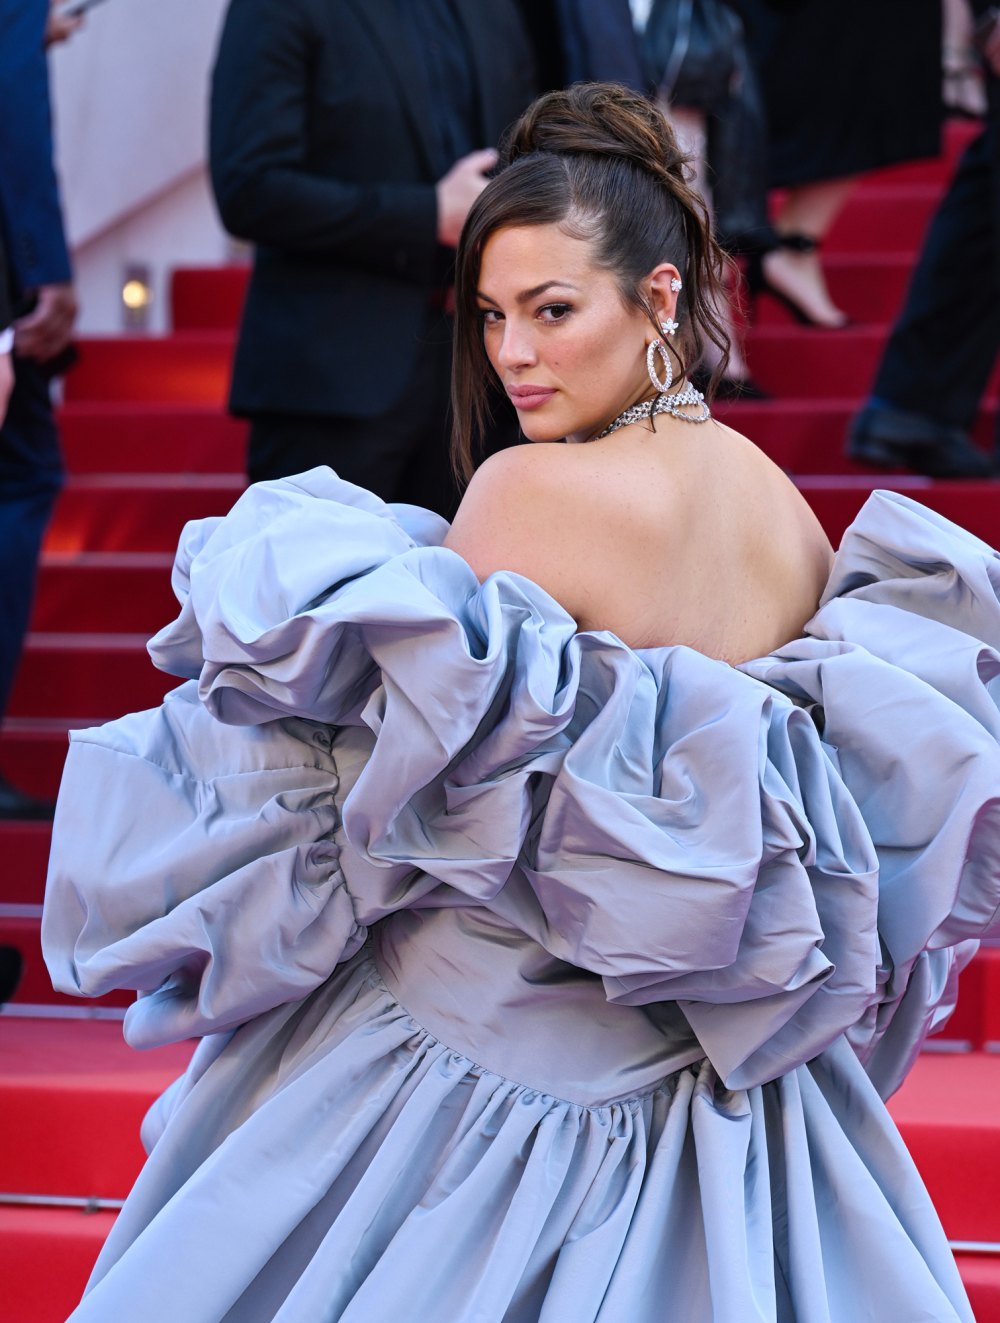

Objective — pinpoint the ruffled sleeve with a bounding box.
[43,472,452,1047]
[42,474,1000,1095]
[41,685,375,1047]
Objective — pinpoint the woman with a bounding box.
[733,0,943,329]
[43,85,996,1321]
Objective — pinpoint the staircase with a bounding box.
[2,118,1000,1320]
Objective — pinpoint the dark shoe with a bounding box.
[0,946,23,1003]
[0,773,56,820]
[848,405,994,479]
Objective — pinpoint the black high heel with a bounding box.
[745,234,852,330]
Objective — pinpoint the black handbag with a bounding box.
[640,0,776,255]
[640,0,744,115]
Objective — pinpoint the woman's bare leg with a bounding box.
[762,177,857,328]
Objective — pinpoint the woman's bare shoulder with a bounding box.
[709,419,834,605]
[712,421,831,534]
[456,441,576,497]
[443,444,613,616]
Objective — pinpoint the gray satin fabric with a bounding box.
[42,469,998,1322]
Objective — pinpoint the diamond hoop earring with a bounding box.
[661,317,680,337]
[670,277,683,293]
[647,339,673,394]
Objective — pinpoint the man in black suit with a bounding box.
[848,3,1000,478]
[210,0,540,518]
[0,0,80,820]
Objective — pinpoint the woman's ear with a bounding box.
[646,263,682,327]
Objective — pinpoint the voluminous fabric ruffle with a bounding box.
[43,472,1000,1097]
[42,469,997,1323]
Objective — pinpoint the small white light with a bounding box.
[121,263,153,330]
[122,279,149,310]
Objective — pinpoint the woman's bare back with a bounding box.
[445,417,833,665]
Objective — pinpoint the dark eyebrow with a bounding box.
[476,281,580,307]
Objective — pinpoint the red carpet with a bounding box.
[0,1207,118,1323]
[2,116,999,1318]
[889,1053,1000,1243]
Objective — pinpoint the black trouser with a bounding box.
[246,315,517,521]
[872,77,1000,442]
[0,357,63,721]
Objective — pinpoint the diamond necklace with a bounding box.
[595,385,711,439]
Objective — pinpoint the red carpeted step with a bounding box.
[0,719,80,801]
[716,397,997,474]
[0,912,132,1009]
[44,473,242,554]
[171,265,250,331]
[0,1018,193,1200]
[930,946,1000,1053]
[64,333,234,405]
[59,402,246,476]
[748,325,1000,400]
[743,253,915,329]
[888,1052,1000,1243]
[33,552,177,634]
[956,1254,1000,1322]
[796,476,1000,547]
[930,955,985,1051]
[823,186,941,254]
[0,823,52,904]
[745,326,892,398]
[0,1205,116,1323]
[8,635,175,720]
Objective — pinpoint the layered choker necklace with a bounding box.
[595,384,711,439]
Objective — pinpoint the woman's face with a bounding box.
[476,223,677,445]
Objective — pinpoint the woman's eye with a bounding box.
[479,308,503,326]
[539,303,572,322]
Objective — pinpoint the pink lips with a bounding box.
[507,385,556,410]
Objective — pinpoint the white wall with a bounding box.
[50,0,234,334]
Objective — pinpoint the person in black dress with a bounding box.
[734,0,943,329]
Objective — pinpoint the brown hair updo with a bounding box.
[451,82,731,482]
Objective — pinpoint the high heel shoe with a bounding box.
[745,235,852,330]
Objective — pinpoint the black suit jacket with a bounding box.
[0,0,72,313]
[211,0,538,419]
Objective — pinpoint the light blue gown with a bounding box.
[42,469,1000,1322]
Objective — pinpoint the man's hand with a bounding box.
[0,351,13,426]
[436,148,498,248]
[46,1,84,47]
[13,283,77,363]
